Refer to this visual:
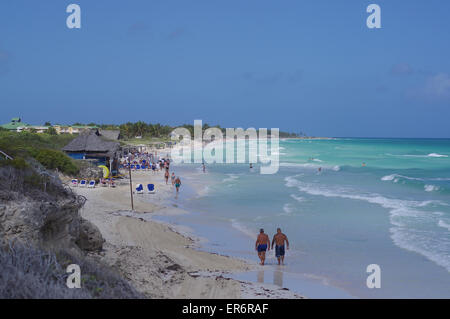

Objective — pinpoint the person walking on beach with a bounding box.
[171,172,176,185]
[255,229,270,266]
[271,228,289,265]
[164,170,170,185]
[174,176,181,197]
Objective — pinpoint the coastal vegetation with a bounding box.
[95,121,303,139]
[0,242,143,298]
[0,131,78,176]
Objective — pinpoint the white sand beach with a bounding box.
[72,167,304,299]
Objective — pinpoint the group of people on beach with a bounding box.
[163,165,181,196]
[121,151,182,197]
[255,228,289,266]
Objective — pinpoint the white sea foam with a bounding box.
[284,175,450,272]
[390,226,450,272]
[381,174,396,181]
[280,162,340,171]
[230,218,257,239]
[381,174,450,183]
[222,173,240,183]
[425,184,440,192]
[282,203,294,214]
[386,153,448,158]
[290,194,305,202]
[428,153,448,158]
[438,220,450,231]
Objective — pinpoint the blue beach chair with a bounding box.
[147,184,156,194]
[135,184,144,194]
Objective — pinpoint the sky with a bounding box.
[0,0,450,137]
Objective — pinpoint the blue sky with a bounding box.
[0,0,449,137]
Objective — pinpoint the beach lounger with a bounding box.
[88,180,95,188]
[147,184,156,194]
[71,179,78,187]
[136,164,141,171]
[80,180,87,187]
[130,164,135,170]
[135,184,144,194]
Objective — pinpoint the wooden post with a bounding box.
[128,158,134,210]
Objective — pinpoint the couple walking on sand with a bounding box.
[255,228,289,266]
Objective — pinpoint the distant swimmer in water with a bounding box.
[318,167,322,172]
[250,163,253,169]
[255,229,270,265]
[362,162,366,167]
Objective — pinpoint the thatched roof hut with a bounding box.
[62,130,120,158]
[99,129,121,141]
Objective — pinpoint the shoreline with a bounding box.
[71,166,305,299]
[150,164,356,299]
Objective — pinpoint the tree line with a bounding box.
[48,121,304,139]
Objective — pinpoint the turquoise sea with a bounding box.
[163,138,450,298]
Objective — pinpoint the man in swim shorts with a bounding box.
[271,228,290,265]
[174,176,181,198]
[255,229,270,265]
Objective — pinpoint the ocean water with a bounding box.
[163,138,450,298]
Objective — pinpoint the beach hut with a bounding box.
[62,130,121,168]
[99,129,121,141]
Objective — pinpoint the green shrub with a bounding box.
[0,131,76,158]
[0,131,79,176]
[34,149,79,176]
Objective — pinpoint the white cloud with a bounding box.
[423,73,450,99]
[390,63,414,76]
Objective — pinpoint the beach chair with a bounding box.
[147,184,156,194]
[71,179,78,187]
[130,164,135,170]
[135,184,144,194]
[88,180,95,188]
[136,164,141,171]
[80,180,87,187]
